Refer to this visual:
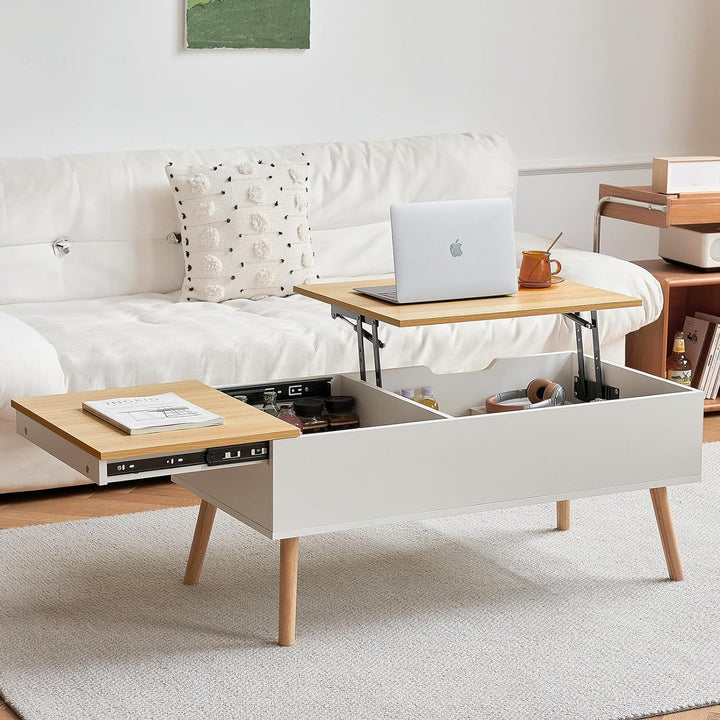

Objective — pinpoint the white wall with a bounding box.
[2,0,719,258]
[516,166,660,259]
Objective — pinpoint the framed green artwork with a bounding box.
[186,0,310,49]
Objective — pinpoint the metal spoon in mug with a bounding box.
[546,232,563,254]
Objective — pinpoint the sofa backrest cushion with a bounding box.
[0,131,517,303]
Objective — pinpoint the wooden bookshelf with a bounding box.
[626,259,720,413]
[598,184,720,413]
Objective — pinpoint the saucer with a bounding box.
[518,275,564,288]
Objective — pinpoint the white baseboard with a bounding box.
[520,161,652,177]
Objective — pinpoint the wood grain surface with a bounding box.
[11,379,300,460]
[294,279,641,327]
[599,184,720,228]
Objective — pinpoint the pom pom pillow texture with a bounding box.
[166,157,317,302]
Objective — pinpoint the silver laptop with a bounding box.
[355,197,518,304]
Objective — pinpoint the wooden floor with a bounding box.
[702,412,720,443]
[0,476,199,530]
[2,417,720,719]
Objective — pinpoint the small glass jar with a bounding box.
[323,395,359,431]
[417,385,439,410]
[277,401,303,430]
[261,390,280,416]
[292,398,329,434]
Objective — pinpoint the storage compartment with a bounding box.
[219,373,445,428]
[175,352,703,540]
[626,259,720,413]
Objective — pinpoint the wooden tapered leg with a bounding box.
[556,500,571,531]
[278,537,299,647]
[650,486,684,581]
[183,500,217,585]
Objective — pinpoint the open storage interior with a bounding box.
[179,351,703,540]
[356,351,694,418]
[221,373,445,430]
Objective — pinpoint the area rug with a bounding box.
[2,449,720,720]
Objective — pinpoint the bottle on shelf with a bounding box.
[261,390,280,416]
[666,331,692,386]
[400,388,415,400]
[416,385,439,410]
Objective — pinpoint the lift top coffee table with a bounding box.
[294,278,640,399]
[13,282,703,647]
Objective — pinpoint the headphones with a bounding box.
[485,378,566,414]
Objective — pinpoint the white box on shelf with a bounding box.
[652,156,720,194]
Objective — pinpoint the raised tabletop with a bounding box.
[294,279,642,328]
[11,380,299,461]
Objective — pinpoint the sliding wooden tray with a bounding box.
[12,380,299,485]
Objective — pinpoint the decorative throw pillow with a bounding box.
[166,157,318,302]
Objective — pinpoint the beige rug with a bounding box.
[1,446,720,720]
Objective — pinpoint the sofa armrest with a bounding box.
[0,312,66,420]
[514,232,663,335]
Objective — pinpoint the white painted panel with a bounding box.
[174,463,274,537]
[376,354,695,417]
[270,354,703,537]
[15,414,105,484]
[368,354,578,418]
[334,374,446,425]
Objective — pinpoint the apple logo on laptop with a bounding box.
[449,239,463,257]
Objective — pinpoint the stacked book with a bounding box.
[82,392,224,435]
[682,313,720,399]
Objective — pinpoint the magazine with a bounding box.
[82,392,224,435]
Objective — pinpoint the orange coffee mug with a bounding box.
[518,250,562,289]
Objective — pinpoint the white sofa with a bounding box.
[0,131,662,494]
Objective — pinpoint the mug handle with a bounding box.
[550,259,562,276]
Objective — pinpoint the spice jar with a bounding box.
[277,401,303,430]
[261,390,280,416]
[323,395,359,431]
[292,398,329,434]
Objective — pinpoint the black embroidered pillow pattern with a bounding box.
[166,158,317,302]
